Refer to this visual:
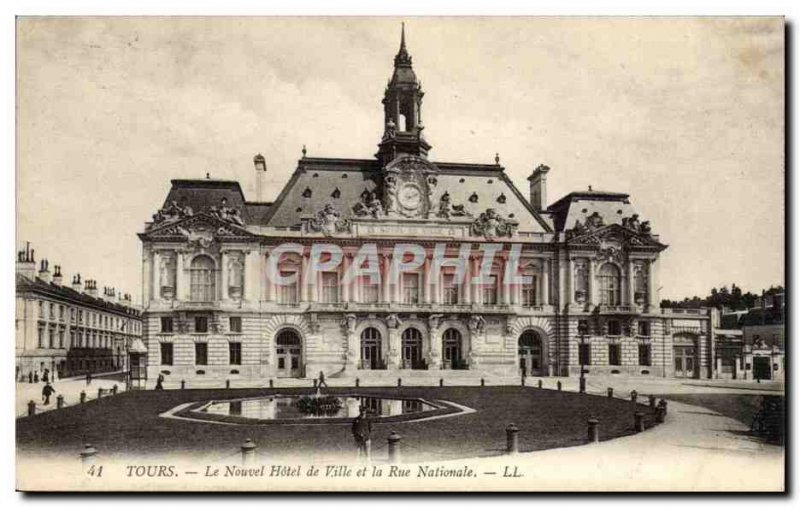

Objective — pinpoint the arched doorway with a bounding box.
[673,333,698,378]
[442,328,466,369]
[402,328,425,369]
[360,327,384,370]
[275,329,303,377]
[518,330,545,376]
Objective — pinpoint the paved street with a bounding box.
[16,374,127,418]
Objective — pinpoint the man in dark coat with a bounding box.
[42,369,49,383]
[318,371,328,389]
[33,372,39,383]
[86,372,92,385]
[41,382,55,405]
[351,407,372,460]
[28,371,33,384]
[155,374,165,391]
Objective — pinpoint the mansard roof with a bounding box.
[161,179,272,226]
[547,189,636,232]
[262,156,553,233]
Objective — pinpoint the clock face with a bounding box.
[398,184,422,210]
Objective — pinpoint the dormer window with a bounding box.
[302,187,312,198]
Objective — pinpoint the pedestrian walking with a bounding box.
[28,371,33,384]
[318,370,328,389]
[155,373,165,391]
[86,372,92,385]
[42,369,49,383]
[34,372,39,383]
[41,382,55,405]
[352,406,372,460]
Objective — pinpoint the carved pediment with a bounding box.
[566,223,664,250]
[143,212,256,242]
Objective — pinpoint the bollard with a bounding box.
[630,390,638,403]
[439,378,443,387]
[648,395,656,408]
[481,378,485,387]
[579,377,586,394]
[80,391,86,404]
[397,378,402,387]
[111,384,118,395]
[226,379,231,389]
[181,380,186,390]
[505,423,520,454]
[659,399,668,415]
[587,418,600,443]
[521,375,526,387]
[538,379,542,389]
[557,381,562,391]
[80,444,98,471]
[655,406,665,423]
[27,400,36,416]
[269,379,274,388]
[56,395,64,409]
[97,388,104,399]
[355,378,360,387]
[607,387,614,398]
[240,439,257,466]
[313,379,318,389]
[387,432,402,464]
[634,412,645,433]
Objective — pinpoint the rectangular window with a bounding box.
[361,279,380,304]
[579,343,591,366]
[195,316,208,333]
[160,316,174,333]
[195,342,208,365]
[59,306,65,321]
[638,344,651,366]
[229,316,242,333]
[442,274,458,305]
[321,272,340,303]
[229,342,242,365]
[482,275,498,305]
[522,275,538,307]
[160,343,173,365]
[49,303,54,319]
[637,321,651,337]
[608,344,621,366]
[402,273,420,304]
[278,271,298,305]
[48,328,55,349]
[38,325,45,348]
[58,329,65,349]
[577,320,589,336]
[607,320,621,336]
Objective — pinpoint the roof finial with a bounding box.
[495,152,500,165]
[588,185,593,191]
[302,145,307,158]
[394,22,411,66]
[206,172,211,179]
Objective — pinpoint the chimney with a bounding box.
[16,242,36,280]
[527,164,550,212]
[38,259,52,283]
[86,279,98,298]
[52,265,63,286]
[254,153,267,201]
[72,273,83,292]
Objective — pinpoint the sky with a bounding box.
[16,17,784,304]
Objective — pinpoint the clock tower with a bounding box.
[376,24,432,166]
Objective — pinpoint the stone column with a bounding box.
[264,251,273,302]
[567,257,575,307]
[176,252,185,300]
[387,328,401,369]
[647,258,659,312]
[342,253,351,303]
[429,326,442,370]
[244,250,259,302]
[589,259,599,309]
[301,252,310,302]
[461,258,471,305]
[626,261,635,307]
[542,259,550,307]
[382,254,392,304]
[471,257,481,305]
[151,250,160,302]
[345,330,358,370]
[423,255,432,304]
[220,251,229,301]
[501,256,511,305]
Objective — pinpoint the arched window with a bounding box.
[598,263,621,306]
[401,328,424,369]
[442,328,464,368]
[276,329,301,346]
[190,256,216,301]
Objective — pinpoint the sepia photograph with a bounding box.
[13,15,785,493]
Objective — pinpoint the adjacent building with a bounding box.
[15,243,142,381]
[138,28,720,386]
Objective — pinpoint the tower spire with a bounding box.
[394,22,412,67]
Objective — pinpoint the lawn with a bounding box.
[17,386,658,462]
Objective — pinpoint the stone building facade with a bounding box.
[138,29,716,386]
[15,243,142,381]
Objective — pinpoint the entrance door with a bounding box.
[276,330,303,378]
[753,357,772,380]
[518,331,544,376]
[673,346,697,378]
[360,327,383,370]
[442,328,464,369]
[402,328,424,369]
